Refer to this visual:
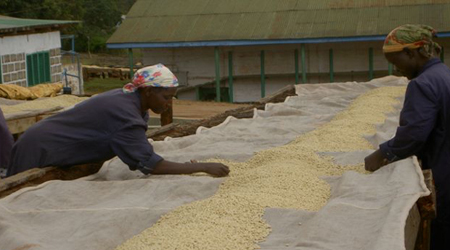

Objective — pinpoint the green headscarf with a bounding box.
[383,24,441,55]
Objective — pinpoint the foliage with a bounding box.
[0,0,136,53]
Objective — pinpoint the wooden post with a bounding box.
[414,169,436,250]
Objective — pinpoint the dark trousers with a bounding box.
[430,219,450,250]
[430,179,450,250]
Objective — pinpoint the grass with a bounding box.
[83,78,129,95]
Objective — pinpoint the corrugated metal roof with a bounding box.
[0,15,78,35]
[108,0,450,46]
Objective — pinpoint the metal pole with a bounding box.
[329,48,334,83]
[301,44,307,83]
[228,51,234,103]
[128,48,134,79]
[369,47,374,80]
[440,47,445,63]
[64,68,69,87]
[260,50,265,98]
[294,49,299,84]
[71,36,75,63]
[215,46,221,102]
[388,63,393,75]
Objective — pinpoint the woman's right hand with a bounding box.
[364,149,389,172]
[152,160,230,177]
[200,163,230,177]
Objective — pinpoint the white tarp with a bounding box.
[0,76,429,250]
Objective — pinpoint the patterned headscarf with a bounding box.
[123,63,179,93]
[383,24,441,55]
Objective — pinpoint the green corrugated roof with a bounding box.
[0,15,78,34]
[107,0,450,45]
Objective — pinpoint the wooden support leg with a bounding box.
[160,105,173,126]
[415,219,432,250]
[415,170,436,250]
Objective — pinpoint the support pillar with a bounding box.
[301,44,307,83]
[369,47,374,80]
[388,63,393,75]
[215,46,221,102]
[228,51,234,103]
[261,50,266,98]
[128,48,134,79]
[329,48,334,83]
[295,49,299,84]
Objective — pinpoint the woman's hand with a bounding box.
[152,160,230,177]
[364,149,389,172]
[200,163,230,177]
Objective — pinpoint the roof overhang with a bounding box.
[107,32,450,49]
[0,16,79,37]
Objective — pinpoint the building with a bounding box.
[107,0,450,102]
[0,15,77,87]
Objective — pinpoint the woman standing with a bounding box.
[364,25,449,250]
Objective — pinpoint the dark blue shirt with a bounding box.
[380,58,450,222]
[7,89,163,176]
[0,108,13,169]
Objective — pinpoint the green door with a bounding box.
[26,51,51,86]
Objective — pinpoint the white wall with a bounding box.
[233,78,292,102]
[143,47,216,86]
[177,90,197,101]
[143,38,450,102]
[0,31,61,56]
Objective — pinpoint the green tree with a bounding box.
[0,0,136,53]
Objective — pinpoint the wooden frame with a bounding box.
[0,85,435,249]
[0,85,296,197]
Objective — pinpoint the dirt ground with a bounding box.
[149,99,250,119]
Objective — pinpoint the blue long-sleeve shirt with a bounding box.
[0,108,13,169]
[7,89,163,177]
[380,58,450,222]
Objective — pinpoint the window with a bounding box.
[26,51,50,86]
